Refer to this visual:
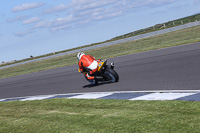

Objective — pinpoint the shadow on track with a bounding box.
[83,81,113,88]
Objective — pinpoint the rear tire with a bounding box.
[104,67,119,82]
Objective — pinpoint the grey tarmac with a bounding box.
[0,42,200,99]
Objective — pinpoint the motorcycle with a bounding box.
[78,59,119,85]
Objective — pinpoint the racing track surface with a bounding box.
[0,42,200,99]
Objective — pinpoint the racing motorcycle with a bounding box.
[78,59,119,85]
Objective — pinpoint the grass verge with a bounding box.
[0,99,200,133]
[0,25,200,79]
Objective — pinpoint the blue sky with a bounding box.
[0,0,200,62]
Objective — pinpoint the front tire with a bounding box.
[104,67,119,82]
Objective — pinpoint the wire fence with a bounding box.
[1,20,200,69]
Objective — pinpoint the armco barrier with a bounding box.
[1,21,200,69]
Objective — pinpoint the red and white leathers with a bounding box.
[78,55,99,80]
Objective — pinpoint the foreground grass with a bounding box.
[1,25,200,79]
[0,99,200,133]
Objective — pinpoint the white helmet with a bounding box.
[77,52,85,60]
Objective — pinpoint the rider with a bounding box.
[77,52,102,80]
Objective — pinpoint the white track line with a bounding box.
[0,99,5,102]
[20,95,55,101]
[130,93,195,100]
[1,90,199,102]
[68,93,113,99]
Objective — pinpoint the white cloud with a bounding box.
[144,0,177,6]
[72,0,96,4]
[68,0,124,24]
[70,0,179,22]
[14,29,34,37]
[93,10,124,21]
[12,3,45,12]
[6,16,27,23]
[15,0,180,33]
[34,21,48,28]
[72,0,118,11]
[23,17,40,24]
[32,0,179,32]
[33,15,76,31]
[70,0,131,23]
[42,4,69,14]
[50,15,74,26]
[50,24,70,31]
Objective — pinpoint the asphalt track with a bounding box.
[0,42,200,99]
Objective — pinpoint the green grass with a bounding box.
[0,25,200,79]
[0,99,200,133]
